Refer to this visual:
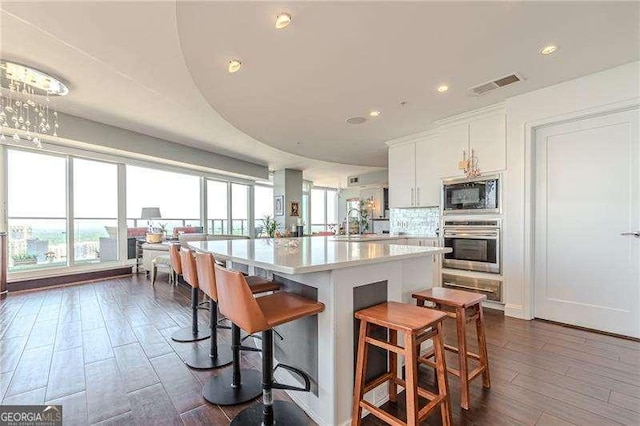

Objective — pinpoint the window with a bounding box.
[231,183,249,236]
[254,185,273,236]
[309,188,339,233]
[7,150,67,271]
[311,189,326,233]
[207,180,228,234]
[73,158,118,263]
[126,166,200,235]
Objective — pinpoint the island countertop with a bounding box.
[188,236,450,275]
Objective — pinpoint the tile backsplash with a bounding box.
[390,207,440,236]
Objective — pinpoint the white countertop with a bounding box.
[329,234,438,242]
[189,236,450,275]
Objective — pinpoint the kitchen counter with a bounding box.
[191,236,449,425]
[189,236,447,275]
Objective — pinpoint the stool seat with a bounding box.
[355,301,446,332]
[246,276,281,294]
[413,287,486,308]
[257,292,325,328]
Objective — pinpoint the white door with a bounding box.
[534,108,640,337]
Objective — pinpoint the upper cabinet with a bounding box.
[387,104,507,209]
[469,111,506,174]
[438,109,506,178]
[388,142,415,208]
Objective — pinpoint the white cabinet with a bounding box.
[388,143,415,208]
[437,110,506,178]
[414,137,442,207]
[469,112,506,174]
[388,135,440,208]
[438,123,469,178]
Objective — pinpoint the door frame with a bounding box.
[521,98,640,320]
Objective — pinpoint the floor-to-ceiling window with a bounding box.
[73,158,118,263]
[254,184,273,236]
[231,183,250,236]
[206,179,228,234]
[126,165,200,235]
[310,187,338,233]
[7,149,68,271]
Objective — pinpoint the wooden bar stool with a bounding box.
[214,264,325,425]
[171,245,211,343]
[352,302,451,426]
[412,287,491,410]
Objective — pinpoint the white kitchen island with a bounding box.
[189,236,450,426]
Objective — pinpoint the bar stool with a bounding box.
[412,287,491,410]
[171,245,211,343]
[213,264,325,425]
[194,252,281,380]
[352,302,451,426]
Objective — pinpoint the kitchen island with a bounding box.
[189,236,450,426]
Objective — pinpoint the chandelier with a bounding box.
[0,60,68,148]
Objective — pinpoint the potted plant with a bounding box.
[12,252,38,266]
[261,215,279,238]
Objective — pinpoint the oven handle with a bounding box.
[443,282,495,293]
[443,232,498,239]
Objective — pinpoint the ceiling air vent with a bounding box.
[469,73,524,96]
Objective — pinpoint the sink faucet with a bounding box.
[346,207,361,237]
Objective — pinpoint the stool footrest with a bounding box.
[363,372,395,394]
[444,344,481,360]
[272,363,311,392]
[360,400,404,426]
[239,344,261,353]
[364,336,404,354]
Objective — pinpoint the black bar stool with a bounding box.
[199,255,282,405]
[213,264,325,425]
[170,244,211,343]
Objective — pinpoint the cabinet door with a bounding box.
[414,136,441,207]
[388,143,416,208]
[437,122,469,178]
[469,112,506,173]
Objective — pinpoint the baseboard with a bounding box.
[504,303,526,319]
[7,267,133,293]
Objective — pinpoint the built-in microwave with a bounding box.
[442,175,499,215]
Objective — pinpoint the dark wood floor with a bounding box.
[1,274,638,425]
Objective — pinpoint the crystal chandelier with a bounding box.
[0,60,68,148]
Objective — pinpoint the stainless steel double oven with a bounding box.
[440,175,503,302]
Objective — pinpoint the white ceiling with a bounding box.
[1,1,639,185]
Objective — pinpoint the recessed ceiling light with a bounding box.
[437,85,449,93]
[369,110,381,118]
[228,59,242,73]
[275,13,292,29]
[346,116,367,125]
[540,45,557,55]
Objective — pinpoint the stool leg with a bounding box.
[476,304,491,389]
[388,329,398,403]
[456,306,470,410]
[262,329,274,426]
[231,324,242,388]
[404,331,419,426]
[351,320,369,426]
[191,287,199,335]
[434,322,452,426]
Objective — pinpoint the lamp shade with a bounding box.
[140,207,161,219]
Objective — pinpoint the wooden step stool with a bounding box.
[352,302,452,426]
[412,287,491,410]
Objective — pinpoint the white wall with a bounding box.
[503,61,640,319]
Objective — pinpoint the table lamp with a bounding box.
[140,207,161,233]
